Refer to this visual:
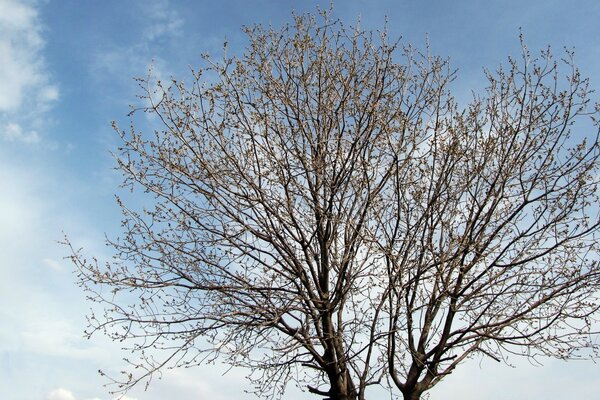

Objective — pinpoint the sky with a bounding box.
[1,0,600,399]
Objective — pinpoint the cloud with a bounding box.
[0,0,59,144]
[44,388,137,400]
[90,0,183,96]
[0,122,40,143]
[20,318,104,360]
[42,257,65,272]
[46,388,76,400]
[0,153,116,360]
[142,0,183,41]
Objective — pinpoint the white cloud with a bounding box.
[44,388,137,400]
[20,319,99,360]
[90,0,183,99]
[46,388,76,400]
[142,0,183,41]
[39,84,60,104]
[0,0,59,144]
[1,122,40,143]
[42,257,65,272]
[0,188,110,358]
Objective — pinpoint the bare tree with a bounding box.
[68,10,600,400]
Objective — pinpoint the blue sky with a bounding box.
[1,1,600,399]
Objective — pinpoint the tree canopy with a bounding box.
[68,10,600,400]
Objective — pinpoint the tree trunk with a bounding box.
[328,372,357,400]
[402,389,422,400]
[329,394,355,400]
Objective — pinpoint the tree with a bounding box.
[68,10,600,400]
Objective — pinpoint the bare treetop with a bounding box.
[68,10,600,400]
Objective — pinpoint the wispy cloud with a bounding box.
[142,0,183,41]
[0,0,59,144]
[90,0,183,103]
[0,150,106,396]
[45,387,137,400]
[0,122,40,143]
[42,257,65,272]
[46,388,76,400]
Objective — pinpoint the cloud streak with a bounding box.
[45,387,138,400]
[0,122,40,143]
[0,0,59,144]
[142,0,183,41]
[46,388,76,400]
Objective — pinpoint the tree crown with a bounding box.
[68,10,600,400]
